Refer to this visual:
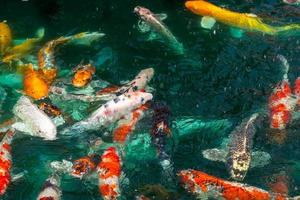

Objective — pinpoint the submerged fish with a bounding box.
[178,169,293,200]
[62,91,153,135]
[71,154,98,179]
[269,55,296,130]
[37,173,61,200]
[2,27,45,63]
[0,129,15,195]
[39,102,62,118]
[12,96,57,140]
[113,103,149,144]
[185,0,300,36]
[283,0,300,5]
[97,147,122,200]
[294,77,300,106]
[68,31,105,46]
[0,21,12,55]
[72,64,96,88]
[134,6,184,55]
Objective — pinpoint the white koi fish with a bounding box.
[37,173,61,200]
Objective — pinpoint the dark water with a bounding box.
[0,0,300,199]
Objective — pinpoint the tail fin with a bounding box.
[277,54,290,81]
[276,24,300,37]
[35,27,45,39]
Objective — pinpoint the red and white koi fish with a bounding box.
[269,55,296,130]
[178,169,291,200]
[62,91,152,135]
[37,174,61,200]
[97,147,122,200]
[113,103,149,144]
[294,77,300,106]
[0,129,15,195]
[71,154,99,179]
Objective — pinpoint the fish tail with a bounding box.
[275,24,300,37]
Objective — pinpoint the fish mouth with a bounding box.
[133,6,141,14]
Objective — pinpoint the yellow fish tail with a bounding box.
[274,24,300,37]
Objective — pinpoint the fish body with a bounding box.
[0,21,12,55]
[185,0,300,36]
[97,147,121,200]
[39,102,62,118]
[113,103,149,144]
[226,113,259,181]
[63,91,153,134]
[37,174,61,200]
[23,64,49,100]
[71,155,98,179]
[134,6,184,54]
[179,169,287,200]
[13,96,57,140]
[72,64,96,88]
[294,77,300,105]
[0,129,15,195]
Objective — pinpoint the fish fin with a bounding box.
[11,122,32,134]
[35,27,45,39]
[250,150,271,168]
[52,116,66,127]
[202,148,227,163]
[200,16,216,30]
[11,171,28,182]
[69,32,105,46]
[230,27,245,38]
[277,54,290,80]
[137,20,151,33]
[119,172,130,189]
[155,13,168,21]
[245,13,258,18]
[146,32,161,41]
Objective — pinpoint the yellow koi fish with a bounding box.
[185,0,300,36]
[0,21,12,55]
[2,27,45,63]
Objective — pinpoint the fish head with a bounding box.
[71,157,95,178]
[130,91,153,105]
[140,68,154,81]
[228,152,251,181]
[134,6,153,21]
[37,124,57,140]
[185,1,213,16]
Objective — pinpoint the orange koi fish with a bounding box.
[294,77,300,106]
[72,64,96,88]
[71,155,98,179]
[269,55,296,130]
[0,129,15,195]
[39,102,62,117]
[38,37,69,84]
[2,28,44,63]
[37,174,61,200]
[178,169,288,200]
[185,0,300,36]
[97,147,121,200]
[23,64,49,100]
[0,21,12,55]
[113,103,149,144]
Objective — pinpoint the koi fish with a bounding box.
[178,169,289,200]
[2,27,44,63]
[71,154,98,179]
[283,0,300,5]
[97,147,121,200]
[185,0,300,36]
[151,102,174,182]
[72,64,96,88]
[62,91,153,135]
[97,68,154,96]
[269,55,296,130]
[68,31,105,46]
[0,21,12,55]
[294,77,300,106]
[39,102,62,118]
[134,6,184,55]
[0,129,15,195]
[37,173,61,200]
[113,103,149,144]
[12,96,57,140]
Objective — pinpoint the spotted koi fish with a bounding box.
[72,64,96,88]
[97,147,121,200]
[179,169,290,200]
[37,174,61,200]
[39,102,62,118]
[0,21,12,55]
[0,129,15,195]
[269,55,296,130]
[294,77,300,106]
[113,103,149,144]
[71,154,99,179]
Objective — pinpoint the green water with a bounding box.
[0,0,300,199]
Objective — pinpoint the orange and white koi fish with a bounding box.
[71,154,98,179]
[72,64,96,88]
[269,55,296,130]
[2,28,44,63]
[185,0,300,36]
[0,129,15,195]
[37,174,61,200]
[179,169,289,200]
[97,147,121,200]
[294,77,300,106]
[113,103,149,144]
[62,91,153,135]
[23,64,49,100]
[0,21,12,55]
